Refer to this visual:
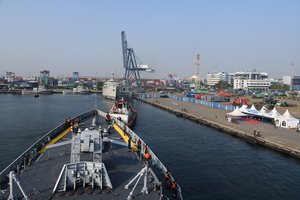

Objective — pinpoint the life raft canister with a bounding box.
[144,152,151,160]
[172,180,177,189]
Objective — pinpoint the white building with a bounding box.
[6,72,15,83]
[282,75,300,91]
[233,71,270,91]
[206,72,229,86]
[282,76,292,85]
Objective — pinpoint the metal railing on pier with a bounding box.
[136,93,235,111]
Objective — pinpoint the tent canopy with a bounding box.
[258,106,268,116]
[282,109,297,120]
[245,104,258,114]
[227,107,248,117]
[239,104,248,112]
[268,107,281,118]
[274,109,299,129]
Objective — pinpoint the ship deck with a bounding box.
[1,124,165,200]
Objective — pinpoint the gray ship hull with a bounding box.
[0,109,183,200]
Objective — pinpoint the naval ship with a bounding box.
[0,107,183,200]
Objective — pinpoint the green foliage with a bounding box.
[213,80,232,90]
[270,84,290,91]
[266,104,274,110]
[96,81,104,90]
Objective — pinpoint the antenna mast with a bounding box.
[195,53,200,78]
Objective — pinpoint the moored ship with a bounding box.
[21,86,53,95]
[102,73,121,100]
[108,97,137,128]
[0,108,183,200]
[62,85,90,95]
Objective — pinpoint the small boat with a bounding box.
[22,89,40,97]
[62,85,90,95]
[37,85,53,95]
[159,91,169,98]
[22,89,35,95]
[108,97,137,128]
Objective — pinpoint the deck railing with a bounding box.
[98,109,184,200]
[0,110,95,184]
[1,109,183,199]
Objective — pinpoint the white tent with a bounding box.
[258,106,268,117]
[239,104,248,112]
[283,109,296,119]
[267,107,281,118]
[227,107,248,117]
[274,109,299,129]
[227,107,248,123]
[245,104,259,115]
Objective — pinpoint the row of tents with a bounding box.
[227,104,300,129]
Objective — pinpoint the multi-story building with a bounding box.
[282,76,292,85]
[206,72,229,86]
[39,70,50,86]
[6,72,15,83]
[233,71,270,92]
[73,72,79,82]
[291,76,300,91]
[283,76,300,91]
[227,73,234,86]
[234,71,268,80]
[0,76,5,84]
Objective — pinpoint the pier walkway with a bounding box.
[142,97,300,158]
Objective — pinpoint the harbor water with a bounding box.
[0,94,300,200]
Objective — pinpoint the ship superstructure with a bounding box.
[102,73,121,100]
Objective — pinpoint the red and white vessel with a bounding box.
[109,97,137,128]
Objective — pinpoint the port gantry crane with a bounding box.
[121,31,154,89]
[121,31,141,88]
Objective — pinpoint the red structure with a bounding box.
[231,97,249,106]
[218,91,233,97]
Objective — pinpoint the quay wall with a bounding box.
[52,89,102,93]
[135,97,300,160]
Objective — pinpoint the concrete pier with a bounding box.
[136,97,300,159]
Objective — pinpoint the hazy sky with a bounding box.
[0,0,299,79]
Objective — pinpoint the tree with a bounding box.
[213,80,232,90]
[270,83,290,91]
[96,81,104,90]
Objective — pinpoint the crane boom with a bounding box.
[121,31,154,89]
[121,31,141,88]
[121,31,128,70]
